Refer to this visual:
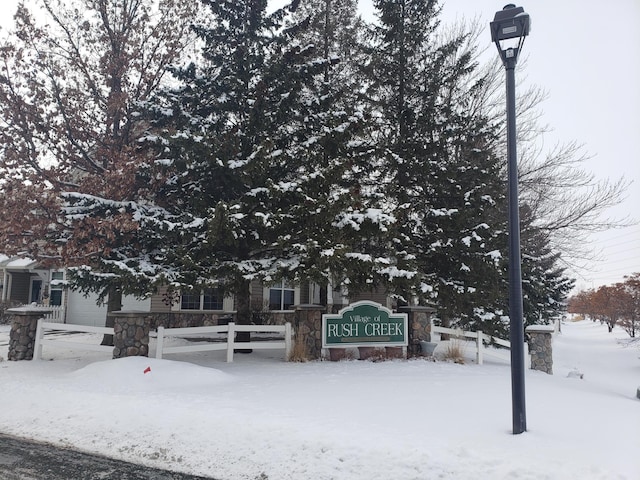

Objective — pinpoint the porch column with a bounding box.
[1,270,7,301]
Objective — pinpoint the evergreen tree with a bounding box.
[141,0,401,324]
[520,207,575,325]
[281,0,402,300]
[366,0,507,331]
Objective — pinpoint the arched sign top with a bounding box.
[322,301,408,348]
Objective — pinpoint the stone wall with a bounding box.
[133,311,296,330]
[526,325,554,375]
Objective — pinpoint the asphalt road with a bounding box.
[0,433,216,480]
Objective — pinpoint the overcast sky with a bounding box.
[2,0,639,291]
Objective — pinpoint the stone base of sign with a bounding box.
[399,305,436,357]
[7,307,52,361]
[358,346,379,360]
[385,346,404,359]
[328,348,347,362]
[112,312,150,359]
[526,325,554,375]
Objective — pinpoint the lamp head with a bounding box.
[490,5,530,66]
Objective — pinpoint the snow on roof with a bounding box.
[0,256,39,269]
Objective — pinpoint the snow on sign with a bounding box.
[322,301,408,348]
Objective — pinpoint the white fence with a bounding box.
[155,322,293,363]
[33,319,114,360]
[43,305,65,323]
[430,320,529,366]
[31,304,65,323]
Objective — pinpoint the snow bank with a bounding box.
[0,320,638,479]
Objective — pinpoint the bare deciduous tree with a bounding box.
[0,0,196,339]
[445,16,632,274]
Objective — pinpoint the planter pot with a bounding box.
[385,346,404,359]
[420,341,438,357]
[328,348,346,362]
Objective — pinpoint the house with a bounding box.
[148,280,391,326]
[0,255,149,326]
[1,254,390,327]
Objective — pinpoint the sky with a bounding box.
[1,0,639,291]
[0,320,638,479]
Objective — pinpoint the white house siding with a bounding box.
[65,290,151,327]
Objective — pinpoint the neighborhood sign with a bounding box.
[322,301,408,348]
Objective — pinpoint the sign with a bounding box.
[322,301,408,348]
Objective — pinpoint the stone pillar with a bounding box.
[111,311,150,359]
[7,307,52,361]
[294,304,325,360]
[398,305,436,357]
[526,325,554,375]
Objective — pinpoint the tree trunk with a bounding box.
[100,286,122,346]
[234,278,252,353]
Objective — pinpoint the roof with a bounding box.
[0,256,40,270]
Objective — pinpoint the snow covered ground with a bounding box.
[0,319,638,480]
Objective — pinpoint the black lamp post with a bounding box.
[490,4,530,435]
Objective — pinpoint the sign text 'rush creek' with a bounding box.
[322,301,408,348]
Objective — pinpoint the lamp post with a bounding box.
[490,4,530,435]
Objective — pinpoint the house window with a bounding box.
[50,271,64,306]
[181,288,224,311]
[269,281,295,311]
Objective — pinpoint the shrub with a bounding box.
[443,339,466,364]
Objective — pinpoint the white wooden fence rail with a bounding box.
[33,320,292,363]
[155,322,293,363]
[430,320,529,366]
[34,320,114,360]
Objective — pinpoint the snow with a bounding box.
[3,257,37,268]
[0,320,638,480]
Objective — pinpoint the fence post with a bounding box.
[294,304,325,360]
[155,326,165,359]
[226,322,235,363]
[33,318,44,361]
[526,325,554,374]
[429,318,441,342]
[112,311,150,359]
[476,330,484,365]
[284,322,292,361]
[7,307,51,361]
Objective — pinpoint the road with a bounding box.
[0,433,217,480]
